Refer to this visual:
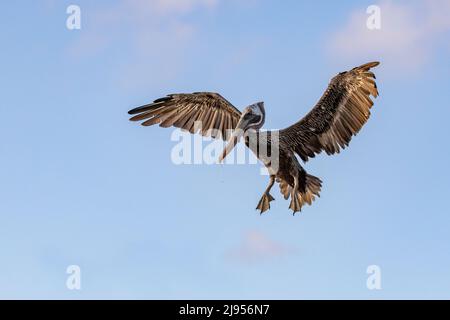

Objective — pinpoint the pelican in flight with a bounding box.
[128,62,380,214]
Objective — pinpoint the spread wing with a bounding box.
[128,92,242,140]
[279,62,380,162]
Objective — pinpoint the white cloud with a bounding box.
[151,0,218,14]
[327,0,450,73]
[225,230,294,264]
[67,0,220,90]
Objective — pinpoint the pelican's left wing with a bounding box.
[128,92,242,140]
[279,62,380,162]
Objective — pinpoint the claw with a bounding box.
[256,193,275,214]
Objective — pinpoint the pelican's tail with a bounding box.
[280,173,322,213]
[302,174,322,205]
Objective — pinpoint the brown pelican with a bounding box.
[128,62,380,214]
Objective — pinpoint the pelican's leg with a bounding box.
[289,174,302,214]
[256,175,276,214]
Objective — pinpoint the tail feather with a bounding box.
[279,173,322,212]
[279,179,291,200]
[300,174,322,206]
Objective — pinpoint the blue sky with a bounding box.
[1,0,450,299]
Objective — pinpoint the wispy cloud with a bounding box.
[327,0,450,74]
[67,0,220,89]
[225,230,294,264]
[149,0,218,14]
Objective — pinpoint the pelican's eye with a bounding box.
[252,115,262,124]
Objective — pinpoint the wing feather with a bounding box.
[279,61,380,161]
[128,92,242,140]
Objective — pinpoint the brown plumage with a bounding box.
[279,61,379,162]
[129,92,241,139]
[128,62,380,215]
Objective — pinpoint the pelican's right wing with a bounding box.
[279,62,380,162]
[128,92,242,140]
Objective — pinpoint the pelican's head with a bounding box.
[218,101,265,162]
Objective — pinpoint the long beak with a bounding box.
[218,118,248,163]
